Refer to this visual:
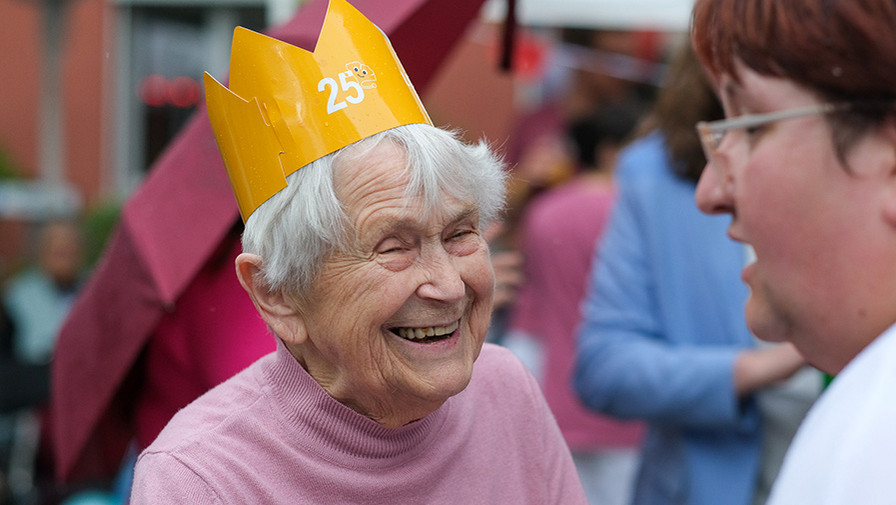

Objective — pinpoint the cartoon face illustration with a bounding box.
[346,61,377,88]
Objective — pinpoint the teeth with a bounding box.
[745,245,757,265]
[396,321,459,341]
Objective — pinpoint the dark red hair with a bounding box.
[691,0,896,103]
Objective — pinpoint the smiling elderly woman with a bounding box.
[239,125,507,429]
[128,2,586,503]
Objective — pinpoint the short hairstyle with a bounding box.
[241,123,507,295]
[691,0,896,161]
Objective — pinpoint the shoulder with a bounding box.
[468,344,541,404]
[4,270,49,299]
[473,343,529,376]
[769,327,896,504]
[612,133,698,210]
[144,355,272,454]
[615,131,672,180]
[134,356,280,501]
[809,325,896,426]
[132,451,224,505]
[461,344,555,430]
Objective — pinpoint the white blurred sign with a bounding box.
[483,0,695,31]
[0,181,82,220]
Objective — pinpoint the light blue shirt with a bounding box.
[4,268,78,363]
[575,132,759,505]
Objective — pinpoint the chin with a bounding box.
[745,297,788,343]
[426,359,478,401]
[430,362,475,395]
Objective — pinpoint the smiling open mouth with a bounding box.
[391,320,459,343]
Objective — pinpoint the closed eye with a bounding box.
[375,239,416,271]
[376,236,413,255]
[379,244,408,254]
[445,227,480,256]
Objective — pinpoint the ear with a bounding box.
[880,117,896,228]
[235,253,309,345]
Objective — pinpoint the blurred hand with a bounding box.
[734,343,809,396]
[483,221,525,312]
[491,249,525,312]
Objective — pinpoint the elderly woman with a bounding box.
[130,2,586,503]
[691,0,896,503]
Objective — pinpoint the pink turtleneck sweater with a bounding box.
[131,341,586,504]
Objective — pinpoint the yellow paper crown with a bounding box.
[204,0,432,221]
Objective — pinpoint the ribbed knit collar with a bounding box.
[261,339,452,468]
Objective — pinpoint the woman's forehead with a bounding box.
[719,65,815,109]
[352,191,477,240]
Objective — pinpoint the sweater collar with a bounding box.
[262,339,451,464]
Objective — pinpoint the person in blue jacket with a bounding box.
[574,44,821,505]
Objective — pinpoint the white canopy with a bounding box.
[483,0,694,31]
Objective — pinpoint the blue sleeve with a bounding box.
[574,139,754,432]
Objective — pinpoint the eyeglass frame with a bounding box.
[695,102,851,166]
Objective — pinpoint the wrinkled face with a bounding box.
[290,141,495,426]
[695,62,896,373]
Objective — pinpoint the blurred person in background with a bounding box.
[574,43,820,505]
[4,218,85,365]
[2,217,86,504]
[491,28,659,347]
[692,0,896,503]
[505,98,646,505]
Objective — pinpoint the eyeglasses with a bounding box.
[696,103,850,167]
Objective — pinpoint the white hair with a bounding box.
[241,123,507,295]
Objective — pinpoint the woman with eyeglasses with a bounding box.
[574,42,822,505]
[692,0,896,503]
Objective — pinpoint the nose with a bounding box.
[695,162,734,216]
[416,246,466,303]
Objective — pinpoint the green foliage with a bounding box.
[0,146,22,180]
[83,199,122,269]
